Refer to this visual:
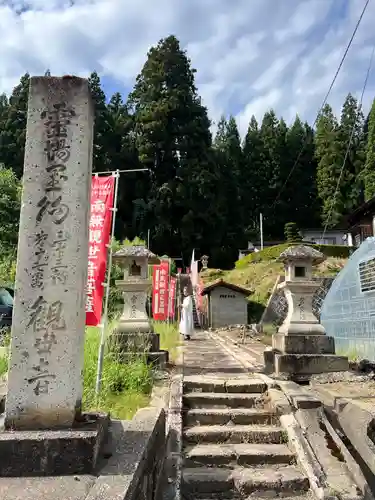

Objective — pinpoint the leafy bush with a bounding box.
[235,242,351,268]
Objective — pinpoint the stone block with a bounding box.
[272,333,335,354]
[5,76,93,430]
[263,347,275,374]
[0,412,108,477]
[109,331,160,352]
[275,353,349,377]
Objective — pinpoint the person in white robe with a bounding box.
[179,286,194,340]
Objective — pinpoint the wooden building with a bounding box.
[201,279,252,328]
[346,196,375,246]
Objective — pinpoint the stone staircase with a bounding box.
[180,375,311,499]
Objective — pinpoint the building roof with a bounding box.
[278,245,325,265]
[301,227,346,233]
[201,279,252,296]
[346,196,375,226]
[113,245,160,264]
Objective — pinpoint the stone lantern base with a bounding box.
[109,281,168,368]
[267,333,348,382]
[109,329,168,368]
[263,245,349,382]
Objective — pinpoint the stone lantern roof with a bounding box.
[113,245,160,264]
[278,244,326,265]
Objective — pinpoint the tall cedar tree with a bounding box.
[128,35,217,261]
[284,116,320,228]
[364,98,375,200]
[259,110,289,238]
[338,93,365,210]
[315,104,344,227]
[88,71,111,172]
[0,73,29,178]
[106,92,145,240]
[242,116,265,239]
[212,116,245,265]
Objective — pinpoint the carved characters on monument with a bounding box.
[27,296,66,396]
[298,297,305,321]
[27,101,74,396]
[130,294,137,319]
[51,230,69,285]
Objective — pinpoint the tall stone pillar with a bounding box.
[5,77,93,430]
[268,245,348,381]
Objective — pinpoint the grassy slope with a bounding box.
[200,256,347,309]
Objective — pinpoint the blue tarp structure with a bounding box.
[321,238,375,360]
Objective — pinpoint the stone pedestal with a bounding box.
[111,247,168,367]
[266,245,348,381]
[0,76,108,476]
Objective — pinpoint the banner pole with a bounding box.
[95,169,120,396]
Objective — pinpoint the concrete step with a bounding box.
[181,466,309,496]
[185,408,279,426]
[183,392,264,409]
[184,443,295,468]
[183,376,267,394]
[183,424,286,445]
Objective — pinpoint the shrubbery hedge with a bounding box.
[235,242,351,269]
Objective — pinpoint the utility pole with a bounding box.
[260,213,264,250]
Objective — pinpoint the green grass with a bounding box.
[82,326,153,419]
[0,326,154,420]
[153,320,181,364]
[0,354,7,377]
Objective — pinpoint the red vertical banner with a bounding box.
[196,279,204,311]
[168,277,177,319]
[152,261,169,321]
[85,175,115,326]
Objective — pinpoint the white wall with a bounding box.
[301,230,348,246]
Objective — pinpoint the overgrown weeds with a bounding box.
[153,320,181,364]
[83,326,153,419]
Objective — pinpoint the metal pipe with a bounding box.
[93,168,149,175]
[95,169,120,395]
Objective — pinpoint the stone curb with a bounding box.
[161,345,184,500]
[311,382,375,493]
[320,411,373,500]
[209,329,369,500]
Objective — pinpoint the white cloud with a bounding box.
[0,0,374,137]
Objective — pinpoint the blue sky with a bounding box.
[0,0,374,136]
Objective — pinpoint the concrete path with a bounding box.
[182,330,248,377]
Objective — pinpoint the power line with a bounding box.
[269,0,371,212]
[320,41,375,246]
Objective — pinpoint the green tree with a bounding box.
[242,116,264,239]
[212,116,245,262]
[259,110,289,237]
[284,116,320,228]
[337,93,365,210]
[284,222,302,243]
[315,104,343,227]
[363,98,375,200]
[88,71,111,173]
[0,165,21,248]
[127,35,218,263]
[0,73,30,178]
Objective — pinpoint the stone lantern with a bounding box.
[267,245,348,381]
[201,255,209,269]
[111,245,167,366]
